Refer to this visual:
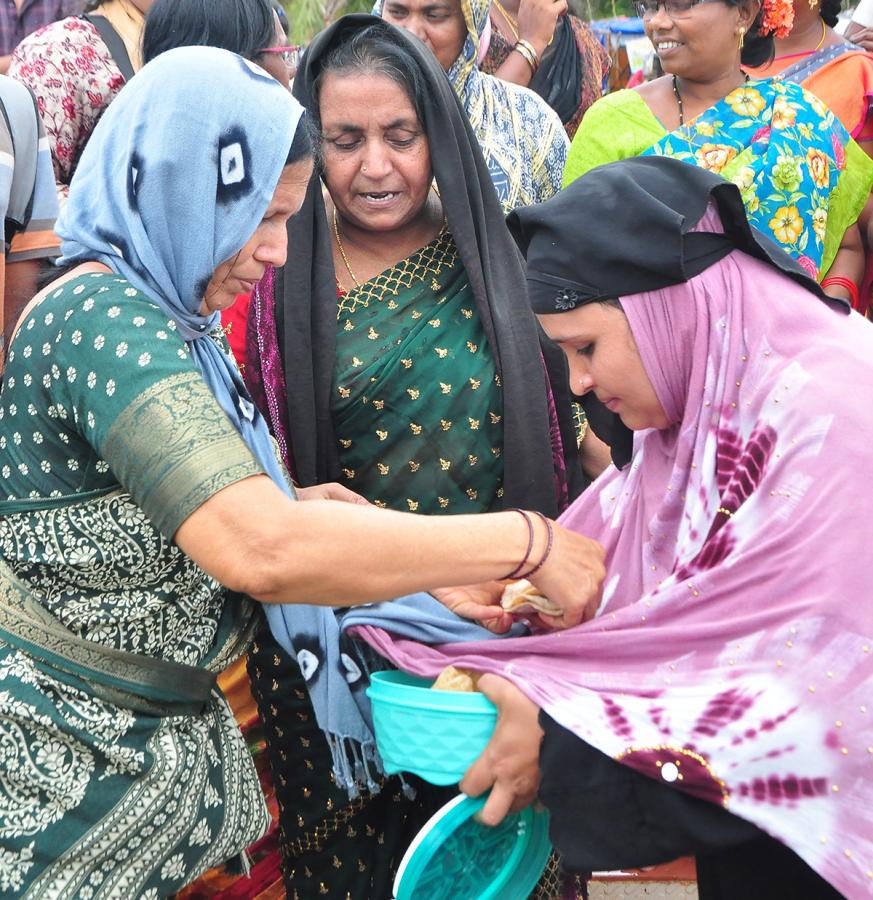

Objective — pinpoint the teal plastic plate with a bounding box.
[392,793,552,900]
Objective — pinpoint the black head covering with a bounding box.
[506,157,834,467]
[275,14,580,513]
[530,16,581,126]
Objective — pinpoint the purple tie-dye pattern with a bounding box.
[352,206,873,897]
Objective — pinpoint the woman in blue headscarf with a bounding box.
[0,45,603,896]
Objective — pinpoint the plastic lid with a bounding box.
[393,793,551,900]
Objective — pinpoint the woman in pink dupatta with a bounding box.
[352,157,873,898]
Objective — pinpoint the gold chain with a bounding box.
[492,0,520,40]
[814,19,827,52]
[332,207,360,289]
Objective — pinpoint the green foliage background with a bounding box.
[284,0,635,44]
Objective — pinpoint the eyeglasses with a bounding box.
[633,0,716,19]
[257,45,302,67]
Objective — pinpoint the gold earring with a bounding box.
[808,0,819,8]
[738,26,745,50]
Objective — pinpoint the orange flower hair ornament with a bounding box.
[759,0,794,38]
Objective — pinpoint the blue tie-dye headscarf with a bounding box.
[56,45,302,491]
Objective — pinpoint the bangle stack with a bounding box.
[513,38,540,75]
[821,275,859,310]
[500,508,555,581]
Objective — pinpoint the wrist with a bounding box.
[513,39,540,75]
[821,275,859,310]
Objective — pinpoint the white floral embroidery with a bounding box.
[22,345,31,358]
[115,342,128,358]
[138,353,151,367]
[107,306,121,319]
[71,330,82,346]
[0,841,35,892]
[82,298,95,311]
[72,284,85,295]
[87,412,95,430]
[93,335,105,351]
[41,342,51,356]
[106,380,116,397]
[32,432,43,445]
[87,372,97,389]
[124,288,138,298]
[66,367,77,383]
[133,316,145,327]
[43,312,54,326]
[188,819,211,847]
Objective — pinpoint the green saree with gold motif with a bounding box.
[332,230,505,515]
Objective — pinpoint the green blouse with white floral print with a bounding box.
[0,273,269,899]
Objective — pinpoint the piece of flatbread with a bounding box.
[500,579,562,618]
[431,665,481,693]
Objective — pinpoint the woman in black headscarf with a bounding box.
[243,14,582,899]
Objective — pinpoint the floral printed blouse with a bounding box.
[9,16,126,205]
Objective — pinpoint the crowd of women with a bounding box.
[0,0,871,899]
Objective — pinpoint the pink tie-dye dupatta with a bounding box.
[354,215,873,896]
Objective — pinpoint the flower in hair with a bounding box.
[759,0,794,39]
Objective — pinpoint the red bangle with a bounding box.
[821,275,860,310]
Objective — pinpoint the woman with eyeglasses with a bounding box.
[563,0,873,312]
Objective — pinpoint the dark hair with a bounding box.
[272,1,289,33]
[142,0,276,65]
[820,0,841,28]
[723,0,775,68]
[310,25,428,136]
[287,111,315,164]
[83,0,102,11]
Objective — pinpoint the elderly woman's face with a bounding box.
[381,0,467,71]
[201,158,313,315]
[539,303,669,431]
[320,71,432,235]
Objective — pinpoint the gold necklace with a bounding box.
[332,207,360,289]
[492,0,520,40]
[814,19,827,52]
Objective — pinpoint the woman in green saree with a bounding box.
[0,45,605,898]
[563,0,873,305]
[244,16,586,900]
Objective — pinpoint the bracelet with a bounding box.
[500,508,535,581]
[513,38,540,75]
[821,275,859,310]
[519,511,554,580]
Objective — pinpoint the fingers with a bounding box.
[460,753,495,799]
[479,781,515,826]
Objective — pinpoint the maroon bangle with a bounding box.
[500,508,535,581]
[519,511,554,580]
[821,275,860,310]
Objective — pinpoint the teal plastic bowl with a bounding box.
[367,670,497,785]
